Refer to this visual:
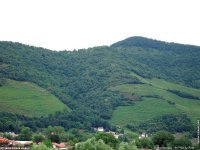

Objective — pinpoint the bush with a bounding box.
[152,131,174,147]
[49,134,60,143]
[31,143,53,150]
[135,138,154,149]
[118,141,137,150]
[73,137,113,150]
[172,136,192,148]
[33,135,45,143]
[95,132,119,149]
[43,140,52,148]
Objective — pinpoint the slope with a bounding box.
[110,72,200,126]
[0,37,200,131]
[0,79,70,117]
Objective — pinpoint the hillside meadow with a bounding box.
[110,73,200,126]
[0,79,70,117]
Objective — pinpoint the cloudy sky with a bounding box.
[0,0,200,50]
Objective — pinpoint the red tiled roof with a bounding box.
[0,137,9,144]
[52,142,66,148]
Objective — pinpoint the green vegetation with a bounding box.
[152,131,175,147]
[126,114,193,134]
[73,137,113,150]
[0,36,200,133]
[95,132,119,149]
[31,143,54,150]
[110,76,200,125]
[135,138,154,149]
[0,79,69,117]
[17,127,32,141]
[173,136,192,147]
[110,98,180,125]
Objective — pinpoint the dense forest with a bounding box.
[0,37,200,134]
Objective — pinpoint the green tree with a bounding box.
[43,140,52,148]
[172,136,192,148]
[31,143,53,150]
[135,138,154,149]
[95,132,119,149]
[33,134,45,143]
[118,141,137,150]
[74,137,113,150]
[3,133,14,140]
[44,126,65,138]
[17,127,32,141]
[49,134,60,143]
[0,78,6,86]
[152,131,174,147]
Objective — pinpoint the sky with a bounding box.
[0,0,200,51]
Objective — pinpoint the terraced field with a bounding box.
[0,79,70,117]
[110,73,200,126]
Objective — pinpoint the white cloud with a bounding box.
[0,0,200,50]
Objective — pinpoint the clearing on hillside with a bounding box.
[110,73,200,126]
[0,79,70,117]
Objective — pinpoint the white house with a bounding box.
[139,133,148,139]
[94,127,104,132]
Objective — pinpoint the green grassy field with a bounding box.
[110,73,200,126]
[0,79,70,117]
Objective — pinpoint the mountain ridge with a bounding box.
[0,36,200,132]
[111,36,200,50]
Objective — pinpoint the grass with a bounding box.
[110,98,180,125]
[0,79,70,117]
[110,72,200,126]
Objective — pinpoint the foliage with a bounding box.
[0,78,6,86]
[119,132,138,142]
[72,137,113,150]
[44,126,65,139]
[0,112,23,132]
[135,138,154,149]
[43,140,52,148]
[126,114,193,134]
[31,143,53,150]
[2,133,14,140]
[118,141,137,150]
[172,136,192,148]
[167,89,200,100]
[95,132,119,149]
[17,127,32,141]
[152,131,174,147]
[33,134,45,143]
[49,134,60,143]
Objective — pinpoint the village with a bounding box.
[0,135,67,150]
[0,127,152,150]
[0,125,153,150]
[0,130,70,150]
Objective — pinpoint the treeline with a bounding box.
[126,114,194,135]
[168,89,200,100]
[0,110,113,133]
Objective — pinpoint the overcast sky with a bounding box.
[0,0,200,51]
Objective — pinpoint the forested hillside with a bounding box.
[0,37,200,133]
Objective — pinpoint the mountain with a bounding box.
[111,36,200,88]
[0,37,200,132]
